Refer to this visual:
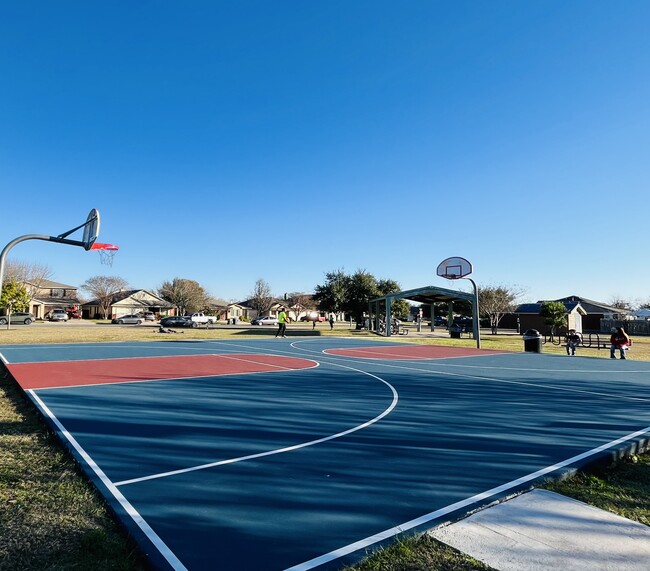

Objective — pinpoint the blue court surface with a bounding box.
[2,337,650,571]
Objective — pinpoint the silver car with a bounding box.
[252,316,279,326]
[0,312,34,325]
[49,308,69,322]
[112,314,144,325]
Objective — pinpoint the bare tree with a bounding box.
[4,260,53,305]
[249,279,275,316]
[609,296,633,311]
[478,284,524,334]
[158,278,208,316]
[80,275,129,319]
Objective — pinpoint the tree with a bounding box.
[0,280,30,314]
[540,301,567,340]
[344,270,381,320]
[609,297,633,313]
[158,278,209,316]
[314,269,405,321]
[249,279,275,317]
[80,275,129,319]
[313,269,349,315]
[479,284,524,334]
[3,260,53,305]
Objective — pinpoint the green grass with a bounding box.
[1,326,649,570]
[0,370,145,571]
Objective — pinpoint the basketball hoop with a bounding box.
[90,242,119,267]
[436,256,473,279]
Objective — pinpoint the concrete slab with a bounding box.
[429,489,650,571]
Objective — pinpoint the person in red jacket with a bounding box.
[610,327,630,359]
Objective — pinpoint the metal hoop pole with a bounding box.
[0,233,89,308]
[464,277,481,349]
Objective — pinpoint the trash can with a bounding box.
[523,329,542,353]
[449,324,462,339]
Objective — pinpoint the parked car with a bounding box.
[143,312,156,321]
[252,316,279,326]
[0,312,34,325]
[112,314,144,325]
[160,316,197,328]
[432,316,448,327]
[48,308,69,322]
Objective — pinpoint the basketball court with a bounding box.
[2,337,650,570]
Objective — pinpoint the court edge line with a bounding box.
[115,363,398,487]
[285,425,650,571]
[27,389,188,571]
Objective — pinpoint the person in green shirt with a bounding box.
[275,307,289,338]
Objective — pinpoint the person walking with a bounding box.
[328,313,335,330]
[610,326,630,359]
[275,307,289,338]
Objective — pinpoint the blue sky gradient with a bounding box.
[2,2,649,305]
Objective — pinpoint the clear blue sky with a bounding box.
[1,2,649,305]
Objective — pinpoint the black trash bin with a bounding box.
[449,324,462,339]
[523,329,542,353]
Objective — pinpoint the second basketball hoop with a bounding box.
[436,256,473,280]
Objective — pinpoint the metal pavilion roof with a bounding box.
[370,284,475,305]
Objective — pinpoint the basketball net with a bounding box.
[90,242,119,267]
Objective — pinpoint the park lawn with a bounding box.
[1,325,648,570]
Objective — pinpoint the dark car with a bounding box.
[160,316,197,328]
[0,312,34,325]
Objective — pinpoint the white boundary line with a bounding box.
[27,389,188,571]
[285,425,650,571]
[115,362,398,486]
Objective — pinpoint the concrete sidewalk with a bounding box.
[430,489,650,570]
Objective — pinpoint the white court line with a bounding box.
[27,389,187,571]
[285,424,650,571]
[114,361,398,487]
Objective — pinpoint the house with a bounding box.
[226,301,254,322]
[228,296,322,322]
[515,301,587,335]
[554,296,629,332]
[82,289,174,320]
[24,279,82,320]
